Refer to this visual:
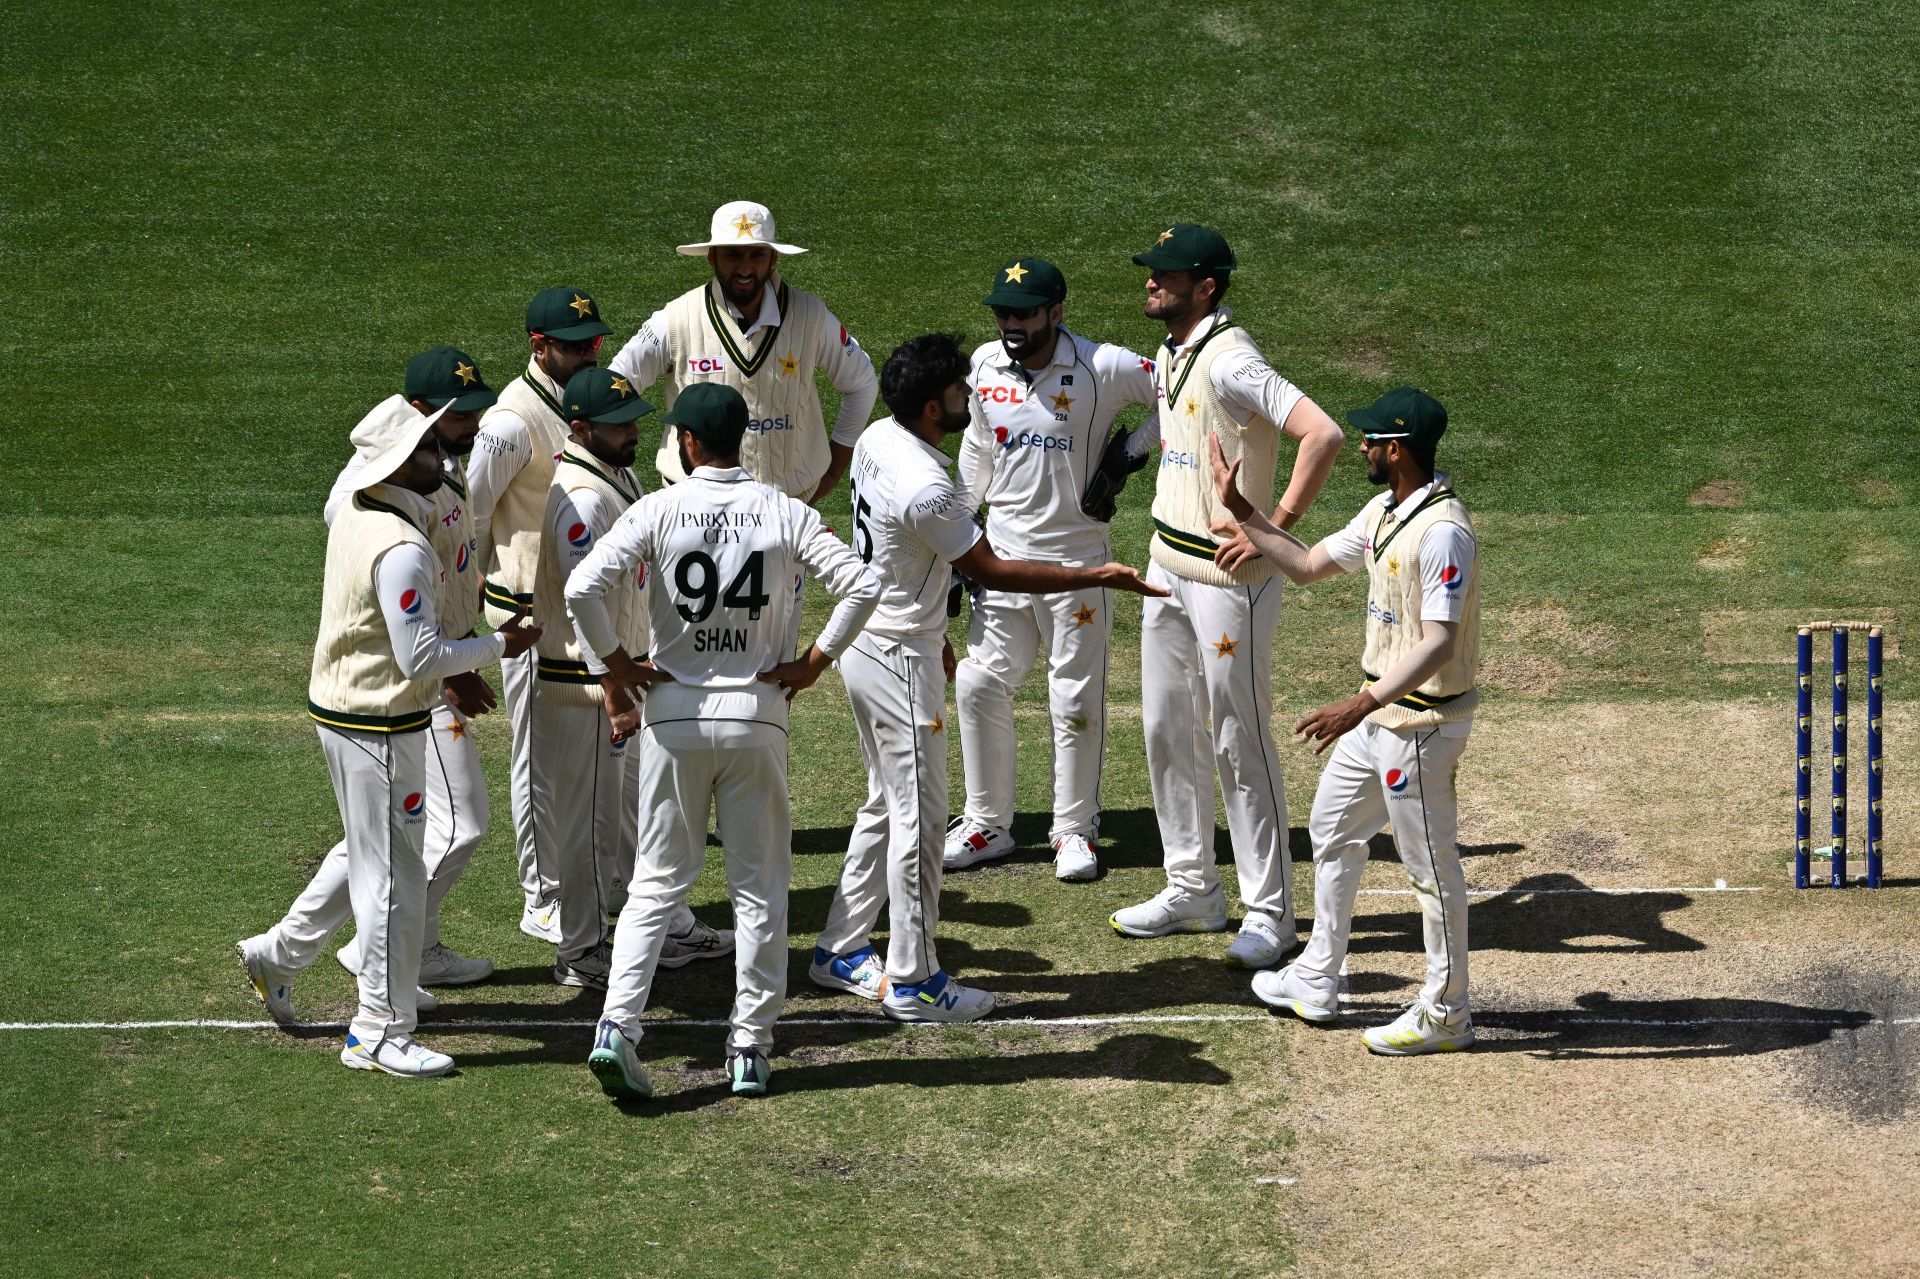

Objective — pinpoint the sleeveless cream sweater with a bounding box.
[1360,487,1481,728]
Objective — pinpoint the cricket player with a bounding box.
[468,285,613,944]
[812,334,1166,1025]
[288,348,504,992]
[1113,224,1344,969]
[569,383,881,1099]
[948,257,1160,882]
[238,397,541,1076]
[1209,388,1480,1055]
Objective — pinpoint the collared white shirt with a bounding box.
[849,418,984,641]
[1324,472,1477,623]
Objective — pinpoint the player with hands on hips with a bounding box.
[1207,387,1482,1055]
[947,257,1161,883]
[812,334,1166,1025]
[571,383,881,1098]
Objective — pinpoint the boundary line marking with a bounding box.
[1365,886,1766,897]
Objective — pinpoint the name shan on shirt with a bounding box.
[694,625,751,652]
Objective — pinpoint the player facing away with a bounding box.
[1113,224,1344,969]
[239,398,541,1077]
[811,334,1167,1024]
[569,384,881,1098]
[1208,388,1481,1055]
[947,257,1161,883]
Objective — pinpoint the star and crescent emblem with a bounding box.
[1004,262,1029,284]
[778,354,798,376]
[1156,228,1175,246]
[1212,633,1238,659]
[568,293,594,318]
[1073,603,1096,628]
[733,213,760,237]
[1050,390,1074,412]
[926,713,945,735]
[453,360,477,386]
[611,374,633,397]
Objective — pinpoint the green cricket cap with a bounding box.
[405,346,497,412]
[526,285,613,341]
[1350,387,1448,449]
[1131,223,1237,273]
[563,366,653,424]
[662,382,749,448]
[982,257,1067,308]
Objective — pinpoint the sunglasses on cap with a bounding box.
[533,333,605,356]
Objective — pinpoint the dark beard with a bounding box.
[678,435,694,475]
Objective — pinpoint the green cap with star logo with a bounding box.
[563,366,654,424]
[527,285,613,341]
[1349,387,1448,449]
[662,382,749,451]
[982,257,1067,309]
[405,346,498,412]
[1131,223,1237,274]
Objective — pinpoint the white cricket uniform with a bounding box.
[270,481,504,1045]
[1295,480,1479,1021]
[267,457,491,983]
[568,466,879,1050]
[817,419,985,985]
[1142,312,1309,922]
[467,360,570,910]
[953,330,1158,842]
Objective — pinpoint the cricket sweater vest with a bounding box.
[434,458,481,640]
[653,277,832,498]
[1148,322,1281,588]
[307,490,441,733]
[1360,489,1481,729]
[533,450,650,708]
[481,360,569,627]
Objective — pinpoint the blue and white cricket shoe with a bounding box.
[339,1032,454,1077]
[808,944,886,1000]
[587,1018,653,1099]
[236,936,296,1025]
[726,1046,771,1097]
[881,970,996,1024]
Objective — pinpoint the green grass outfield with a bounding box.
[3,2,1916,1274]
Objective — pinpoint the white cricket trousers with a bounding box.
[285,724,425,1044]
[528,686,627,964]
[957,586,1110,842]
[263,699,482,973]
[818,632,949,985]
[1140,561,1292,921]
[1295,717,1472,1022]
[600,717,791,1050]
[500,645,554,907]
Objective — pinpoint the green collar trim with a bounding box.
[703,281,790,377]
[1370,486,1457,562]
[354,492,427,537]
[518,371,568,422]
[1162,318,1238,410]
[559,449,640,504]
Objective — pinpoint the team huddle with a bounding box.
[236,201,1484,1096]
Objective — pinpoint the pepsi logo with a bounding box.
[403,792,425,816]
[567,522,591,548]
[398,589,422,615]
[1439,564,1463,592]
[635,562,648,588]
[455,543,469,573]
[994,426,1010,447]
[1385,769,1409,793]
[1139,357,1156,375]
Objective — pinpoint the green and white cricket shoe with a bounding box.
[881,970,996,1023]
[236,936,297,1025]
[1108,884,1229,938]
[1251,964,1340,1023]
[726,1047,771,1096]
[1363,1003,1477,1056]
[588,1019,652,1099]
[340,1032,454,1077]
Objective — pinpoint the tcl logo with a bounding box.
[977,386,1024,404]
[686,356,729,376]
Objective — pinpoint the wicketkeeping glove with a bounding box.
[1080,426,1151,523]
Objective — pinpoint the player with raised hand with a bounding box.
[568,384,881,1099]
[812,334,1167,1025]
[1207,387,1481,1055]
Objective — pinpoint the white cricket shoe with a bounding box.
[520,898,562,944]
[881,970,996,1023]
[414,986,438,1013]
[1363,1003,1477,1056]
[419,943,493,986]
[944,819,1015,870]
[1108,884,1229,938]
[554,944,613,990]
[659,918,735,969]
[1251,964,1340,1023]
[340,1032,454,1077]
[1052,833,1100,882]
[809,944,887,1000]
[1224,911,1294,969]
[236,936,296,1024]
[587,1019,652,1099]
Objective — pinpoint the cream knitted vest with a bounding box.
[533,448,650,708]
[435,457,480,640]
[1360,486,1481,728]
[653,277,831,498]
[307,488,440,733]
[1148,319,1281,588]
[481,358,569,626]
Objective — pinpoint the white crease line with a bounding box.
[1359,886,1768,897]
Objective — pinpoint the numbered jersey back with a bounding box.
[639,473,804,689]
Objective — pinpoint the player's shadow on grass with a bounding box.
[1346,872,1704,955]
[1465,991,1876,1060]
[617,1029,1231,1115]
[975,955,1268,1019]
